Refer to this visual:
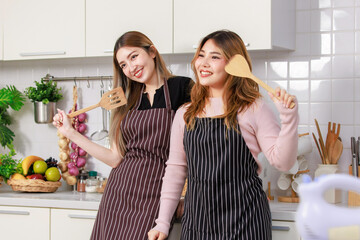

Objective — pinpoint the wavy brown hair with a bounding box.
[184,30,261,130]
[109,31,173,155]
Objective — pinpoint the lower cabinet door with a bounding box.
[51,209,98,240]
[272,220,301,240]
[0,205,50,240]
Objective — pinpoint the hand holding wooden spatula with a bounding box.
[225,54,295,109]
[68,87,127,118]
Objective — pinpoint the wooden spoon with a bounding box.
[225,54,295,109]
[68,87,127,118]
[331,137,343,164]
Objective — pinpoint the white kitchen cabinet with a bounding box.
[0,0,4,60]
[272,220,301,240]
[0,205,50,240]
[50,208,97,240]
[3,0,85,60]
[86,0,173,56]
[173,0,295,53]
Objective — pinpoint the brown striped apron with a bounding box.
[91,79,175,240]
[181,117,271,239]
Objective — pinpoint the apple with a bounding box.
[26,174,44,180]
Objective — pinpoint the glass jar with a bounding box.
[86,171,98,193]
[77,174,87,192]
[96,177,107,193]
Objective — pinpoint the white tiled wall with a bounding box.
[1,1,359,191]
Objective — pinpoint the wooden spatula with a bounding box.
[331,137,343,164]
[326,122,340,163]
[68,87,127,118]
[225,54,295,109]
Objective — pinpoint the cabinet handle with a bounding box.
[0,210,30,215]
[68,214,97,219]
[272,225,290,231]
[103,50,113,53]
[193,43,249,49]
[20,51,66,57]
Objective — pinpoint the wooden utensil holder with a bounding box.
[348,165,360,206]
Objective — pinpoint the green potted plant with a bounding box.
[24,79,63,124]
[0,85,25,149]
[0,85,25,184]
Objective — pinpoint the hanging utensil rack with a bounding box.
[42,73,113,87]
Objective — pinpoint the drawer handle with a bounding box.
[20,51,66,57]
[0,210,30,215]
[272,225,291,231]
[68,214,97,219]
[103,50,113,53]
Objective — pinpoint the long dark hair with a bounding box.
[110,31,173,155]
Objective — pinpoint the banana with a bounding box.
[22,155,44,176]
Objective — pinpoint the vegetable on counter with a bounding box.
[0,145,22,183]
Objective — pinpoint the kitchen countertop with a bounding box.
[0,184,101,210]
[0,184,298,221]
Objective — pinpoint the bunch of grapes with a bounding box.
[45,157,58,168]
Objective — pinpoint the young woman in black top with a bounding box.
[53,31,193,240]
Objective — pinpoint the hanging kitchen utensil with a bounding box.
[68,87,126,118]
[90,89,109,141]
[225,54,295,109]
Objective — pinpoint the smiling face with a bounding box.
[194,39,229,97]
[116,46,157,85]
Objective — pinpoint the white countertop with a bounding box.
[0,184,101,210]
[0,184,298,220]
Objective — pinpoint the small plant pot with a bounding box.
[34,101,56,124]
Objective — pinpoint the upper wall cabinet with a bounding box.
[173,0,295,53]
[3,0,85,60]
[86,0,172,57]
[0,0,4,60]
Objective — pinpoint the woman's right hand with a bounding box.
[148,230,167,240]
[52,109,74,138]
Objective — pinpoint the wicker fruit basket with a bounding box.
[7,179,61,193]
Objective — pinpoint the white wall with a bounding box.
[1,0,359,191]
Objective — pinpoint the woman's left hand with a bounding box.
[148,230,167,240]
[269,87,296,109]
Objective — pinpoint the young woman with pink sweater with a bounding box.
[148,30,299,240]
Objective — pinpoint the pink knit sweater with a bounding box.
[153,97,299,235]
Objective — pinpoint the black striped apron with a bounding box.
[91,79,175,240]
[181,117,271,240]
